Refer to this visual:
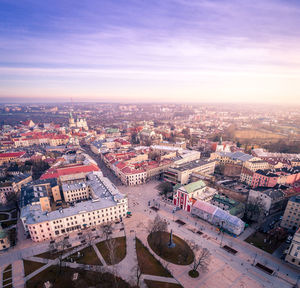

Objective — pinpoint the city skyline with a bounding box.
[1,0,300,104]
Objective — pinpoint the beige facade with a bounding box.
[243,160,269,172]
[281,196,300,232]
[62,183,89,202]
[27,199,128,242]
[285,228,300,267]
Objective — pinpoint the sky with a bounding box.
[0,0,300,104]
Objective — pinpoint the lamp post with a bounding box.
[220,220,225,247]
[252,253,257,266]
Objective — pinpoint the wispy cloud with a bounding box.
[0,0,300,103]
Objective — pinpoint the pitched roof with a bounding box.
[0,151,26,158]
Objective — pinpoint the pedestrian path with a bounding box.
[12,260,25,288]
[92,243,107,265]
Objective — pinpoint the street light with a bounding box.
[220,220,226,247]
[252,253,257,266]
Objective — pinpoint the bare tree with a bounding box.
[245,198,266,222]
[105,237,119,288]
[48,237,70,273]
[189,241,211,274]
[101,222,113,240]
[133,263,142,287]
[147,215,168,256]
[147,215,168,235]
[84,228,94,250]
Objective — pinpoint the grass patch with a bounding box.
[245,232,284,254]
[144,280,182,288]
[26,265,132,288]
[0,213,9,221]
[136,238,171,277]
[148,232,194,265]
[3,264,12,280]
[1,220,17,228]
[66,246,102,266]
[23,260,45,276]
[96,236,126,265]
[36,247,74,260]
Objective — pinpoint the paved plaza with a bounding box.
[0,181,299,288]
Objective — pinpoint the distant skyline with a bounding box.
[1,0,300,104]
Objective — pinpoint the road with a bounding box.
[119,181,300,288]
[81,144,122,186]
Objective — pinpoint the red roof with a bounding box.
[0,151,26,158]
[40,164,99,179]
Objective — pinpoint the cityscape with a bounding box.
[0,1,300,288]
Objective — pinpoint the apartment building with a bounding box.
[243,159,269,172]
[281,195,300,232]
[21,171,128,242]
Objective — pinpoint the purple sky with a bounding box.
[0,0,300,104]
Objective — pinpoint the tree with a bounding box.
[148,215,168,235]
[189,241,211,274]
[133,262,142,287]
[101,222,113,241]
[148,215,168,256]
[245,198,266,223]
[157,182,173,197]
[49,237,70,273]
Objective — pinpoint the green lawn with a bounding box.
[245,231,284,254]
[144,280,183,288]
[136,238,172,277]
[96,236,126,265]
[23,260,45,276]
[147,232,194,265]
[66,246,102,266]
[26,266,132,288]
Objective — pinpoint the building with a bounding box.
[210,194,245,218]
[250,169,279,189]
[285,227,300,267]
[69,112,88,131]
[281,195,300,232]
[0,173,32,204]
[210,151,256,165]
[191,200,245,235]
[243,159,270,172]
[173,180,208,212]
[164,160,215,185]
[0,151,26,164]
[0,225,10,250]
[20,179,61,212]
[248,187,287,215]
[62,182,89,203]
[20,171,128,242]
